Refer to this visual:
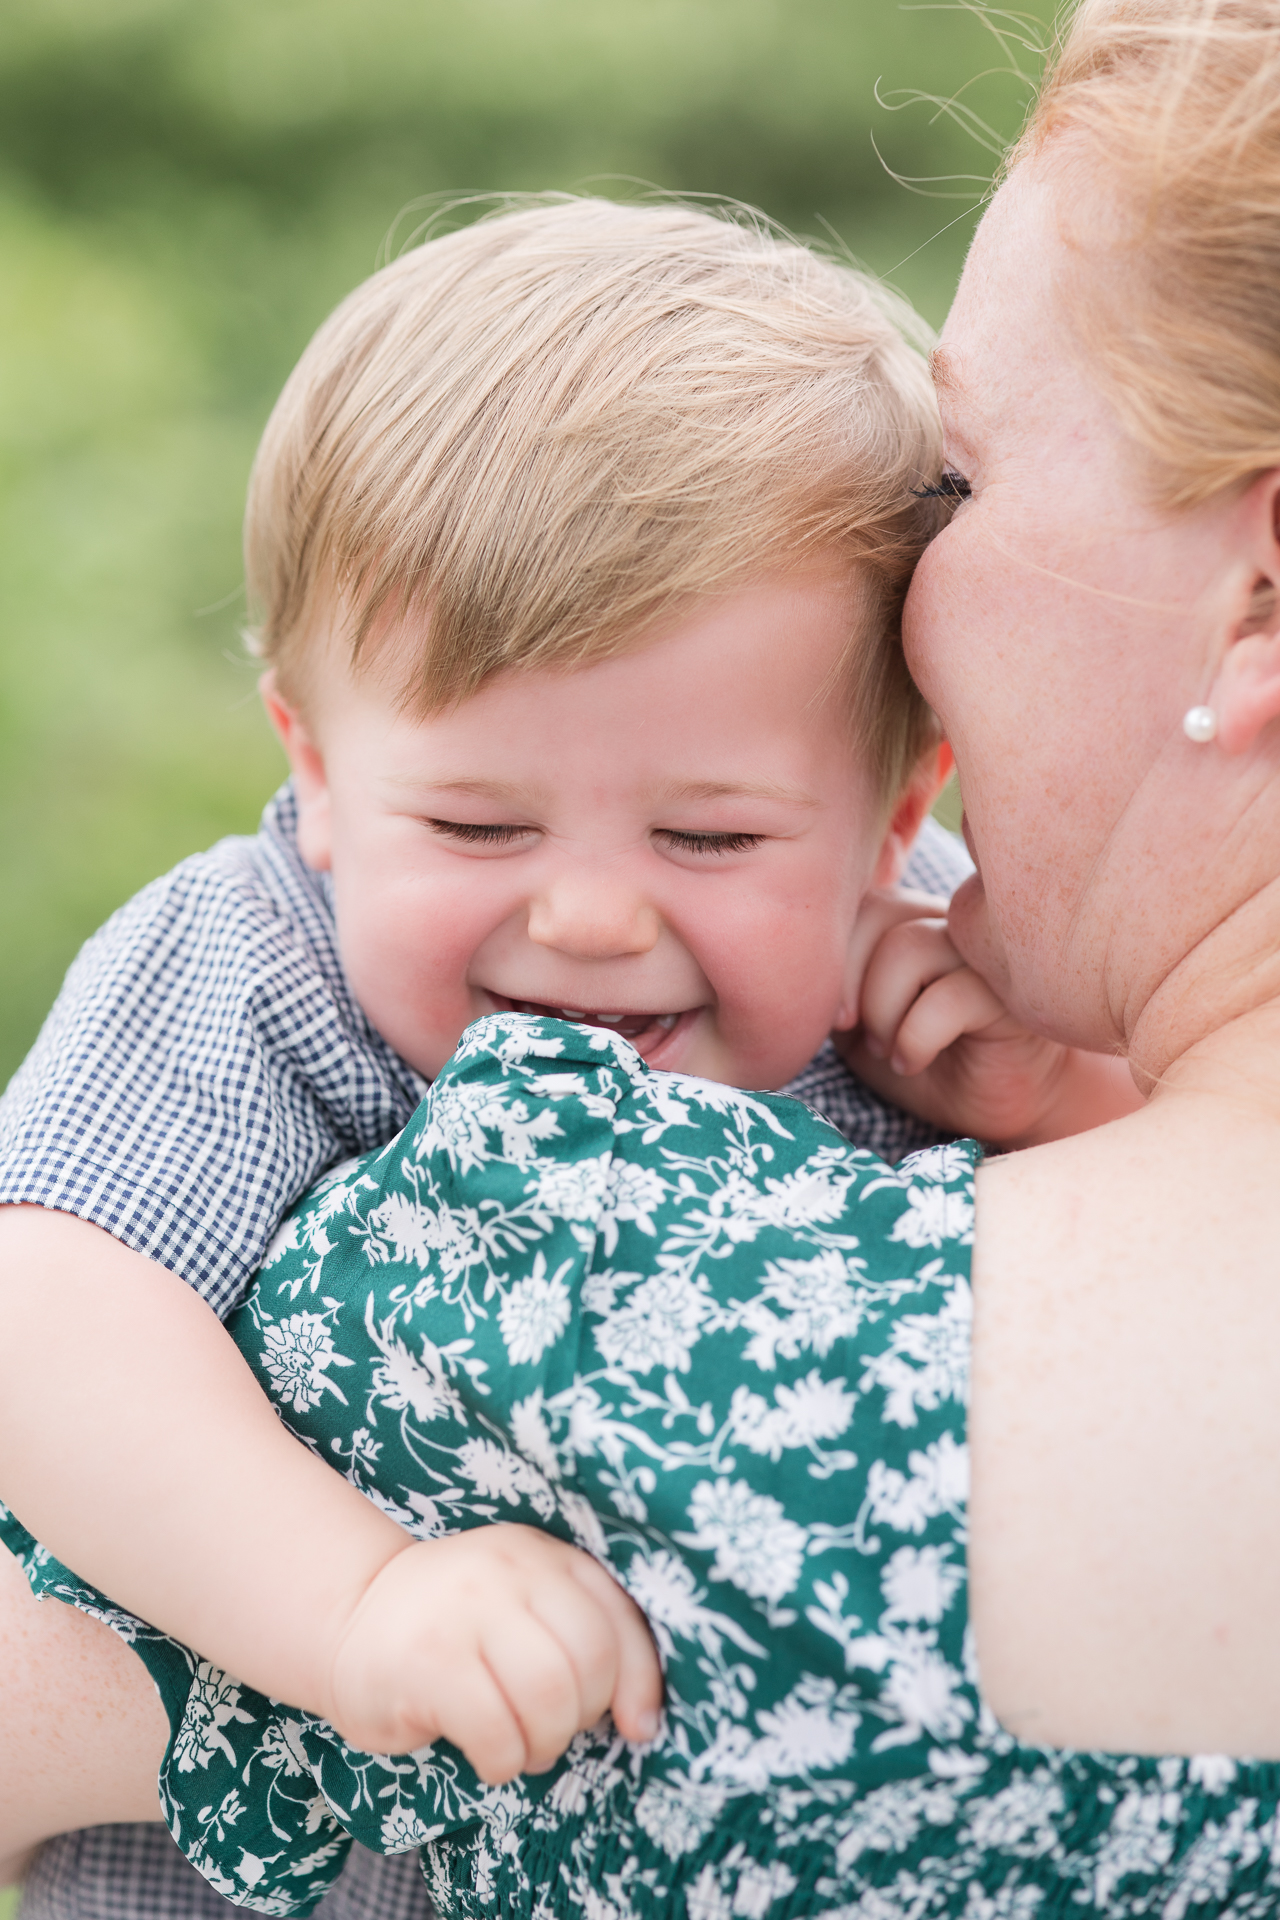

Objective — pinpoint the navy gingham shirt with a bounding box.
[0,787,427,1317]
[2,786,967,1920]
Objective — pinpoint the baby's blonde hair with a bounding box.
[1014,0,1280,510]
[245,198,943,797]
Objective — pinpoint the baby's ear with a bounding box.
[870,740,954,888]
[259,671,333,872]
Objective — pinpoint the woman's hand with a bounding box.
[326,1525,662,1780]
[836,894,1142,1146]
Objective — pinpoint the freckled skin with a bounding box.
[917,158,1280,1761]
[904,166,1246,1058]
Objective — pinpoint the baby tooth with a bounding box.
[656,1014,678,1030]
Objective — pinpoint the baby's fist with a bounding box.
[325,1524,661,1781]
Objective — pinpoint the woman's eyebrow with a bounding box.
[930,345,961,395]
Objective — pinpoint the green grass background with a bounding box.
[0,0,1047,1086]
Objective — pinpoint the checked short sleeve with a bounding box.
[0,786,428,1319]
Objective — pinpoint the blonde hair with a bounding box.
[245,198,943,795]
[1013,0,1280,510]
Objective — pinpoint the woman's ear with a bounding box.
[869,739,955,889]
[259,671,333,872]
[1211,471,1280,756]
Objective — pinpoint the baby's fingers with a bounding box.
[480,1609,590,1777]
[566,1554,662,1746]
[483,1551,660,1772]
[407,1655,528,1784]
[889,967,1009,1076]
[858,916,962,1058]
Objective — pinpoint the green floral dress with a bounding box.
[5,1013,1280,1919]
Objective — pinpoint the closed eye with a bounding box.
[912,469,972,503]
[655,829,765,856]
[428,818,535,847]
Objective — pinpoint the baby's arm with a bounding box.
[836,896,1143,1146]
[0,1205,660,1780]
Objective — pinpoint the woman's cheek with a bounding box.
[946,871,1013,1004]
[902,541,958,710]
[905,505,1013,691]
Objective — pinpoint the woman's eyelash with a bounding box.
[912,470,972,501]
[657,830,764,856]
[429,819,532,845]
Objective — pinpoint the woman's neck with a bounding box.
[1129,876,1280,1115]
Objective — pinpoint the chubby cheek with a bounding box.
[906,536,1056,1020]
[906,524,1028,778]
[687,878,860,1089]
[692,992,839,1090]
[334,905,474,1076]
[946,872,1015,1012]
[949,790,1109,1043]
[902,525,974,722]
[327,857,495,1078]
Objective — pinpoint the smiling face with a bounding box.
[903,160,1254,1055]
[269,570,935,1089]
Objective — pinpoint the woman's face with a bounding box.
[905,162,1243,1053]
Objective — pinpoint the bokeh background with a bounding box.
[0,0,1052,1086]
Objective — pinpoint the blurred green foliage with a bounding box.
[0,0,1048,1081]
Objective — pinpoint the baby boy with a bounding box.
[0,199,1133,1913]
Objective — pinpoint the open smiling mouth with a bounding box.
[483,994,696,1058]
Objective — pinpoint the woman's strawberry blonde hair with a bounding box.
[244,198,944,797]
[1014,0,1280,510]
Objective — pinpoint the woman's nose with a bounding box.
[526,873,662,959]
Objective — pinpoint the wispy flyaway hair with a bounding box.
[244,197,944,795]
[1014,0,1280,509]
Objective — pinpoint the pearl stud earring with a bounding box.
[1183,705,1217,744]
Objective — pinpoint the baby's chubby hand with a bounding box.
[324,1524,662,1782]
[835,891,1140,1147]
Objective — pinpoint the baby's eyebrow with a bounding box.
[660,779,818,808]
[387,774,817,808]
[389,776,535,804]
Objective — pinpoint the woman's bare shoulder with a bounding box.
[970,1097,1280,1756]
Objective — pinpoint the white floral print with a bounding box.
[170,1663,257,1773]
[889,1184,976,1252]
[593,1268,710,1373]
[258,1310,353,1414]
[677,1478,809,1609]
[498,1253,573,1365]
[6,1012,1280,1920]
[860,1277,972,1427]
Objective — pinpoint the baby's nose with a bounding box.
[526,873,661,960]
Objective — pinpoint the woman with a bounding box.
[7,0,1280,1909]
